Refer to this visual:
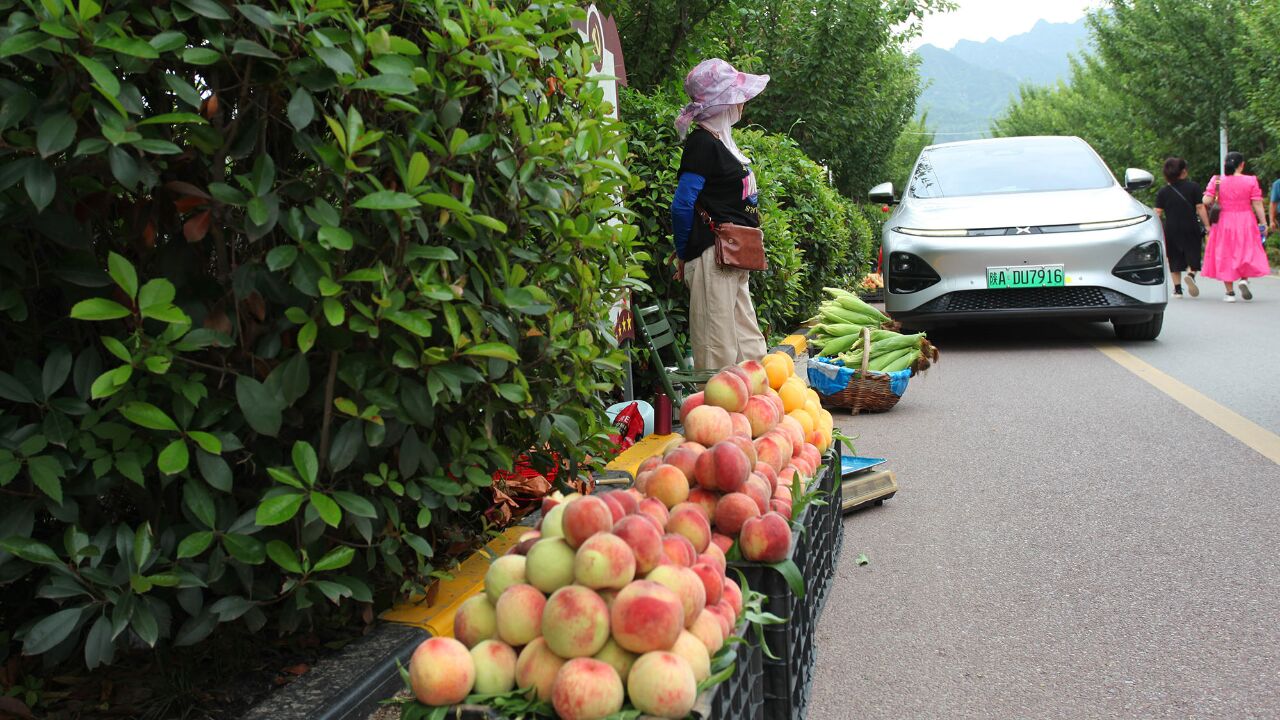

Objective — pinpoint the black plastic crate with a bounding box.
[705,622,765,720]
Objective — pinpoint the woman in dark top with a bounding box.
[670,59,769,370]
[1154,157,1211,298]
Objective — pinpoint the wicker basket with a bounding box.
[815,328,910,414]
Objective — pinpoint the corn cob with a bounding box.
[824,287,891,323]
[813,332,860,356]
[867,347,914,371]
[882,352,918,372]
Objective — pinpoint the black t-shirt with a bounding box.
[677,128,760,261]
[1155,179,1204,241]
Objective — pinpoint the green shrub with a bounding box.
[0,0,638,669]
[619,87,873,344]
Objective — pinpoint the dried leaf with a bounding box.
[281,663,309,676]
[183,209,211,242]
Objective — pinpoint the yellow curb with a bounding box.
[1095,343,1280,466]
[603,432,682,479]
[380,526,529,636]
[781,334,807,355]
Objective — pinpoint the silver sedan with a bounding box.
[870,136,1168,340]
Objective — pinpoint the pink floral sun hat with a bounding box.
[674,58,769,136]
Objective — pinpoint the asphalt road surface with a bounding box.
[811,275,1280,719]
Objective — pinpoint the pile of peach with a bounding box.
[407,486,749,720]
[634,355,833,563]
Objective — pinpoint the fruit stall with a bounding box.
[384,348,844,720]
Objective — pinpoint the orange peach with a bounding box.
[526,538,576,594]
[646,464,690,509]
[409,637,475,706]
[738,359,769,395]
[610,580,684,654]
[743,394,780,437]
[778,415,806,448]
[454,593,498,648]
[645,564,706,628]
[612,515,664,574]
[704,369,749,413]
[551,658,624,720]
[740,512,793,563]
[574,532,636,590]
[677,391,705,426]
[495,583,546,646]
[799,443,822,471]
[627,651,697,718]
[682,405,732,447]
[686,488,720,520]
[714,492,761,535]
[661,446,702,482]
[562,496,614,549]
[543,585,610,658]
[485,554,528,604]
[665,503,711,552]
[661,533,697,567]
[690,562,723,606]
[693,440,751,493]
[515,637,566,702]
[470,639,517,694]
[671,630,711,683]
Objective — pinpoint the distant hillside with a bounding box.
[914,18,1090,139]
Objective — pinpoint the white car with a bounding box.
[870,136,1167,340]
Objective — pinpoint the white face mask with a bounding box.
[726,104,743,125]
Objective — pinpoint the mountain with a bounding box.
[914,18,1091,139]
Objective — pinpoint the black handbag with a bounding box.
[1208,177,1222,225]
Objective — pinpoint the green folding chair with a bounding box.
[633,304,714,409]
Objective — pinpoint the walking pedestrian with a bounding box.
[1154,157,1211,298]
[1202,151,1271,302]
[670,58,770,369]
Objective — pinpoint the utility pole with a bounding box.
[1220,114,1228,176]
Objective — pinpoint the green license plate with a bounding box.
[986,264,1065,289]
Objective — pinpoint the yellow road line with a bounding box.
[1095,343,1280,465]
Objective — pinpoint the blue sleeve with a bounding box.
[671,172,706,260]
[1271,180,1280,203]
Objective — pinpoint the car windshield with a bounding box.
[909,138,1115,199]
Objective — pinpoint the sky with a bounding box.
[908,0,1103,50]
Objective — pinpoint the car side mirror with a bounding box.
[869,182,896,205]
[1124,168,1154,192]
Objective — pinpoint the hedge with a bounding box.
[620,87,873,344]
[0,0,638,670]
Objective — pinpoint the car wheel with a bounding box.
[1113,312,1163,341]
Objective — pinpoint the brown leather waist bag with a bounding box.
[699,208,767,271]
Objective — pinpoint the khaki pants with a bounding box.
[685,245,768,370]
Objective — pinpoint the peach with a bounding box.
[799,443,822,471]
[551,658,624,720]
[714,492,761,535]
[623,487,645,506]
[562,496,613,549]
[809,428,831,454]
[541,501,567,539]
[597,492,625,524]
[686,488,719,520]
[740,512,793,563]
[470,639,517,694]
[677,391,705,426]
[699,543,726,574]
[690,562,724,606]
[495,583,546,646]
[774,483,793,502]
[704,370,749,413]
[729,411,752,438]
[646,464,690,509]
[738,359,769,394]
[682,405,732,447]
[770,497,793,519]
[573,532,636,590]
[777,465,799,490]
[743,474,771,513]
[612,515,664,574]
[454,593,498,648]
[542,585,610,658]
[661,532,697,567]
[661,446,702,481]
[609,580,684,654]
[541,497,561,516]
[723,434,758,467]
[638,497,670,527]
[634,470,653,494]
[671,630,711,683]
[689,609,726,655]
[693,440,751,493]
[743,394,780,437]
[665,503,711,552]
[526,538,576,594]
[409,637,475,706]
[754,432,791,472]
[485,554,527,604]
[510,531,541,557]
[592,638,637,684]
[764,389,785,418]
[627,651,697,718]
[611,489,639,516]
[708,601,735,637]
[778,415,806,448]
[678,441,706,453]
[722,578,743,618]
[637,455,662,475]
[711,532,734,554]
[755,461,779,493]
[645,564,706,628]
[515,637,566,702]
[598,589,618,610]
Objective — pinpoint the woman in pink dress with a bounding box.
[1202,151,1271,302]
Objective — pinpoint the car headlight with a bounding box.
[887,252,941,294]
[1111,241,1164,285]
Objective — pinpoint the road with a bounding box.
[811,275,1280,719]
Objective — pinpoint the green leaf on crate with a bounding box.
[768,558,806,597]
